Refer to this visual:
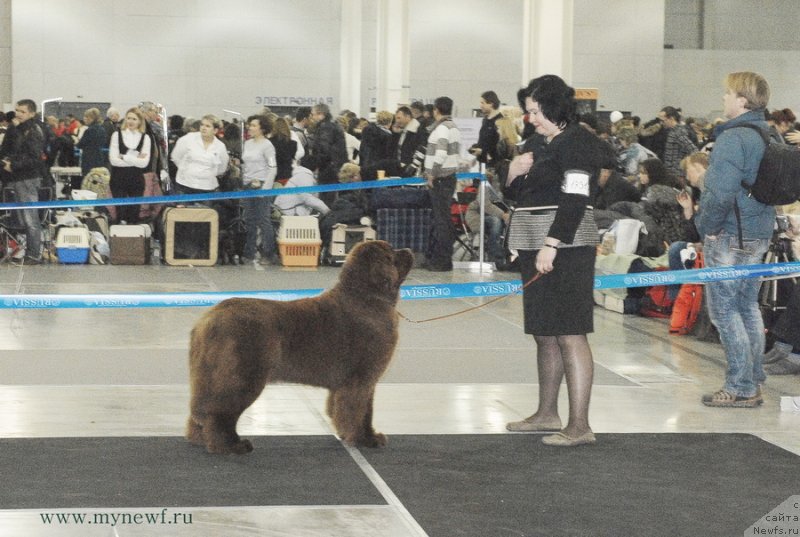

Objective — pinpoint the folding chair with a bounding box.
[451,190,479,261]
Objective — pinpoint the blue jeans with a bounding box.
[667,241,689,301]
[242,196,276,260]
[703,232,769,397]
[11,178,43,258]
[483,214,505,262]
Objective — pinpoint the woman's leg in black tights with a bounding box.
[531,335,564,424]
[556,334,594,437]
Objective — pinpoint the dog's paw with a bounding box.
[230,439,254,454]
[206,439,254,455]
[356,432,388,449]
[185,422,205,447]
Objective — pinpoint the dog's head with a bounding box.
[338,240,413,299]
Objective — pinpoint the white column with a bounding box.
[375,0,409,113]
[521,0,575,85]
[339,0,363,114]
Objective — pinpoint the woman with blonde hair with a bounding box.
[171,114,229,194]
[319,163,368,260]
[338,162,361,183]
[108,107,151,223]
[358,111,394,167]
[495,116,520,160]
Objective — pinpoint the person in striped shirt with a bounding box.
[422,96,461,271]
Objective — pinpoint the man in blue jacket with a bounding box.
[696,72,775,408]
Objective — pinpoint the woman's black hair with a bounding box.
[522,74,576,129]
[640,158,678,188]
[481,90,500,110]
[299,154,320,171]
[169,115,184,131]
[246,114,273,136]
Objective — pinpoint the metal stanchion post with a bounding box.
[478,164,486,266]
[40,97,63,122]
[453,164,493,274]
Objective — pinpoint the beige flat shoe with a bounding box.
[541,431,596,447]
[506,416,562,432]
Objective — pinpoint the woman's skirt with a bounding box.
[518,246,596,336]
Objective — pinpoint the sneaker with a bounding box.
[259,254,280,266]
[702,389,763,408]
[11,256,41,266]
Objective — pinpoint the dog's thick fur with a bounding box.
[186,240,413,454]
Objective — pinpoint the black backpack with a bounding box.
[737,124,800,205]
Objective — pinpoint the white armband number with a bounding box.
[562,170,590,196]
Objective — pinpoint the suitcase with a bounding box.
[376,208,431,252]
[327,224,376,265]
[110,224,151,265]
[162,207,219,266]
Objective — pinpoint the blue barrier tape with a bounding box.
[594,260,800,290]
[1,261,798,309]
[0,172,485,211]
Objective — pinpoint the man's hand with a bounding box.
[677,190,694,218]
[2,158,10,173]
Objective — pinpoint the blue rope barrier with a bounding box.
[1,261,798,309]
[0,172,486,211]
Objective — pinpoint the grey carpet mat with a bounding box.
[1,436,384,509]
[5,433,792,536]
[361,433,800,537]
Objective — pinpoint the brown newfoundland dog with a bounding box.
[186,240,413,454]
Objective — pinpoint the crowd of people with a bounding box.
[1,68,799,443]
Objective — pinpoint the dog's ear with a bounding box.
[393,249,414,285]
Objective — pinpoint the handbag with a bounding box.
[506,205,600,251]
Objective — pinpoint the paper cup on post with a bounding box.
[376,170,386,179]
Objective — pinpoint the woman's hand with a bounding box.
[784,131,800,145]
[506,152,534,186]
[535,244,557,274]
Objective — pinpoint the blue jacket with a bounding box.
[696,109,775,240]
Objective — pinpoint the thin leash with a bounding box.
[396,271,543,324]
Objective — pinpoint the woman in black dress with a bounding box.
[504,75,604,447]
[270,117,298,183]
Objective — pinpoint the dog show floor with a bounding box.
[1,262,799,536]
